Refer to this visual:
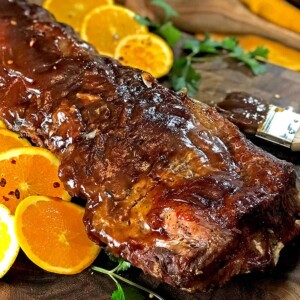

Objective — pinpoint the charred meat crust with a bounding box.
[0,0,299,292]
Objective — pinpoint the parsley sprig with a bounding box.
[92,254,164,300]
[171,34,269,96]
[151,0,179,20]
[135,0,269,97]
[134,0,181,47]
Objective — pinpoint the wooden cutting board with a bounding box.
[1,1,300,299]
[125,0,300,51]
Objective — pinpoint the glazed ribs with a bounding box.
[0,0,299,292]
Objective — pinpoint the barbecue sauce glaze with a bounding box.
[216,92,268,134]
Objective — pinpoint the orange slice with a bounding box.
[0,204,19,278]
[81,5,148,56]
[115,33,173,78]
[0,120,6,128]
[0,129,31,152]
[15,196,100,274]
[0,147,70,213]
[43,0,114,32]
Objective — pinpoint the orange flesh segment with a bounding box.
[0,204,19,278]
[81,5,147,56]
[0,148,70,213]
[15,196,100,274]
[43,0,114,32]
[115,33,173,78]
[0,129,31,152]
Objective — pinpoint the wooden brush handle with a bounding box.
[126,0,300,50]
[292,127,300,151]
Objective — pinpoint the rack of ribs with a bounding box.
[0,0,299,292]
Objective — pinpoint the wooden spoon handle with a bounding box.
[173,0,300,50]
[126,0,300,50]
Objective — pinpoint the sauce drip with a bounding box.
[216,92,268,134]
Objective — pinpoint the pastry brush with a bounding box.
[216,92,300,151]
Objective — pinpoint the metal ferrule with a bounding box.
[256,105,300,148]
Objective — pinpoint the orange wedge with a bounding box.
[0,147,70,213]
[0,204,19,278]
[15,196,100,274]
[81,5,148,56]
[0,120,6,128]
[0,129,31,152]
[115,33,173,78]
[43,0,114,32]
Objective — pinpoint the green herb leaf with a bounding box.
[184,65,201,96]
[134,15,158,29]
[106,253,131,272]
[192,34,220,54]
[170,58,201,96]
[221,37,239,51]
[170,57,188,90]
[92,259,164,300]
[151,0,178,20]
[199,41,218,53]
[115,259,131,273]
[230,48,246,60]
[248,61,267,75]
[183,39,201,54]
[250,45,269,60]
[229,48,267,75]
[112,282,126,300]
[156,21,181,46]
[184,37,220,55]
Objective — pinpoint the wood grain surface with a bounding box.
[1,1,300,299]
[125,0,300,50]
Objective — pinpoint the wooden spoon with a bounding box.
[125,0,300,50]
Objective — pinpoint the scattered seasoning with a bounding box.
[274,94,281,99]
[15,189,20,199]
[29,38,36,47]
[11,159,16,164]
[7,60,13,65]
[0,178,6,187]
[8,191,14,196]
[53,182,60,188]
[2,196,9,201]
[10,20,17,25]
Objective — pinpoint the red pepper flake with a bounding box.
[2,196,9,201]
[15,189,20,200]
[8,191,14,196]
[53,182,60,188]
[11,159,16,164]
[0,178,6,187]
